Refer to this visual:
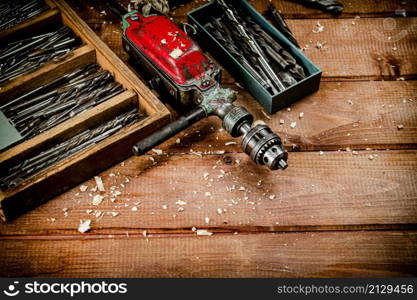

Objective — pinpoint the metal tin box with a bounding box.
[187,0,321,114]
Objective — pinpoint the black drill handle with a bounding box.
[132,106,207,155]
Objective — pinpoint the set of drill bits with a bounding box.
[207,0,306,95]
[0,26,82,86]
[0,108,145,190]
[1,64,125,141]
[0,0,50,31]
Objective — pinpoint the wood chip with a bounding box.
[397,124,404,130]
[176,200,187,205]
[94,176,105,192]
[205,191,212,197]
[279,119,285,125]
[131,206,138,211]
[79,185,88,192]
[78,220,91,233]
[205,217,210,224]
[290,121,297,129]
[299,112,304,119]
[196,229,213,236]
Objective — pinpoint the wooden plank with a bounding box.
[42,79,412,153]
[94,18,417,81]
[0,231,415,277]
[287,17,417,80]
[246,0,417,19]
[1,150,416,235]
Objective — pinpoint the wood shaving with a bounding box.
[176,200,187,205]
[79,185,88,192]
[225,141,237,146]
[142,230,147,237]
[319,151,324,155]
[152,148,163,155]
[131,206,138,211]
[368,154,375,160]
[203,172,209,180]
[92,194,104,206]
[217,208,223,215]
[299,112,304,119]
[312,22,324,33]
[397,124,404,130]
[175,138,181,144]
[191,227,197,231]
[205,191,212,197]
[78,219,91,233]
[279,119,285,125]
[269,194,276,200]
[196,229,213,236]
[205,217,210,224]
[94,176,105,192]
[162,205,168,209]
[290,121,297,128]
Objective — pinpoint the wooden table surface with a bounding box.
[1,0,417,277]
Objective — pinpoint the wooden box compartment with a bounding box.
[0,0,170,221]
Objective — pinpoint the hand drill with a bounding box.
[107,1,288,170]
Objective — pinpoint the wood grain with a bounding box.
[0,231,416,277]
[1,150,416,235]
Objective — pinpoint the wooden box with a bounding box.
[0,0,171,221]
